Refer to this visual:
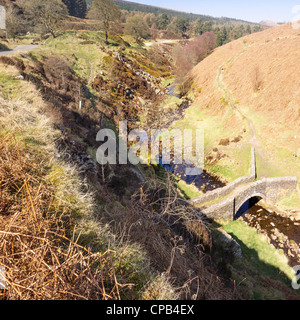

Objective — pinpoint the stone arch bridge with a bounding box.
[190,177,297,220]
[190,148,297,220]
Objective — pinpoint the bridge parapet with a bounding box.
[264,176,298,203]
[190,147,297,220]
[250,146,256,178]
[190,173,255,206]
[195,176,297,221]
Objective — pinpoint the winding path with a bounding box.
[216,46,267,162]
[0,44,38,56]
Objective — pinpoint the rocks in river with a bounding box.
[242,207,300,267]
[270,234,277,241]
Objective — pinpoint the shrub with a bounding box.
[253,65,264,91]
[173,32,216,81]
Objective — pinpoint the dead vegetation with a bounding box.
[252,65,263,92]
[0,61,234,300]
[110,175,233,300]
[0,65,175,300]
[0,134,124,300]
[0,35,239,300]
[0,133,232,300]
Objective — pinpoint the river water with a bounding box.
[162,84,300,267]
[161,85,225,192]
[161,162,225,192]
[237,202,299,267]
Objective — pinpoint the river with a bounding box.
[162,84,299,268]
[237,202,299,267]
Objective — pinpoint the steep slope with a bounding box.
[179,22,300,196]
[191,22,300,130]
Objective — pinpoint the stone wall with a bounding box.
[190,147,256,206]
[201,196,235,220]
[250,146,256,177]
[190,147,297,221]
[190,174,255,205]
[198,176,297,220]
[265,177,298,203]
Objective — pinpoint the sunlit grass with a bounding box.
[221,220,294,281]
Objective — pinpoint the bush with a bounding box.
[173,32,216,81]
[253,65,264,91]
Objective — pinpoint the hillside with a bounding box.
[113,0,260,25]
[84,0,261,26]
[260,20,280,27]
[0,2,299,301]
[174,22,300,208]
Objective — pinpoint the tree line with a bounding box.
[4,0,263,46]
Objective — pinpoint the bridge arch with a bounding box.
[234,193,265,219]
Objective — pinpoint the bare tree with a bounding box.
[124,15,150,42]
[173,32,216,81]
[6,5,26,39]
[87,0,121,44]
[23,0,68,38]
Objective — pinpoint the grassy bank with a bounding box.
[213,219,299,299]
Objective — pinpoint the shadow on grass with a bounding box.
[0,42,10,52]
[210,219,300,299]
[229,232,292,285]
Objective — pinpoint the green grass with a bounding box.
[220,220,294,278]
[213,219,297,299]
[0,52,179,300]
[276,190,300,209]
[0,73,23,99]
[33,31,109,81]
[170,102,251,182]
[207,144,251,181]
[8,29,297,299]
[160,77,175,88]
[161,95,182,111]
[176,180,202,199]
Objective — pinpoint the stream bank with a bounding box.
[161,83,299,268]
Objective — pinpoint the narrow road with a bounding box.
[144,39,186,47]
[0,45,38,56]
